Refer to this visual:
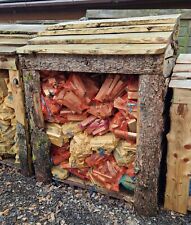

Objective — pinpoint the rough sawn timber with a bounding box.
[29,32,172,45]
[17,43,168,55]
[134,74,166,216]
[19,53,164,75]
[176,54,191,64]
[47,14,180,30]
[0,55,17,70]
[22,69,51,183]
[9,70,32,176]
[165,103,191,214]
[172,72,191,79]
[40,24,175,36]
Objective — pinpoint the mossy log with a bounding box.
[22,69,51,183]
[9,69,32,176]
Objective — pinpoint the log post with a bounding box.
[134,74,166,216]
[9,70,33,176]
[22,69,52,183]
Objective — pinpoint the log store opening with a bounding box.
[17,14,180,216]
[41,71,138,192]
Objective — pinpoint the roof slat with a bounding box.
[47,14,180,30]
[17,14,180,56]
[17,43,167,55]
[176,54,191,64]
[0,24,46,34]
[169,80,191,89]
[29,32,172,45]
[172,72,191,79]
[0,23,46,54]
[0,38,28,45]
[173,64,191,73]
[40,23,175,36]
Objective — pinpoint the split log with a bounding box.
[22,69,52,183]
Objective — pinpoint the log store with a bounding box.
[17,14,180,216]
[0,24,46,176]
[165,54,191,214]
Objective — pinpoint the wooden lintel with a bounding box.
[19,54,164,75]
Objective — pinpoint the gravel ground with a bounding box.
[0,164,191,225]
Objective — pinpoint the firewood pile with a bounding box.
[41,71,138,192]
[0,78,19,162]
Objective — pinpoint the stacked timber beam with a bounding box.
[0,24,46,175]
[17,14,180,216]
[165,54,191,214]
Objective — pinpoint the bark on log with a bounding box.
[22,69,52,183]
[19,54,164,75]
[17,122,32,176]
[9,69,32,176]
[134,74,166,216]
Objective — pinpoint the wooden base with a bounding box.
[53,175,134,204]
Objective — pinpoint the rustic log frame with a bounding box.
[18,52,169,216]
[22,69,51,183]
[0,54,32,176]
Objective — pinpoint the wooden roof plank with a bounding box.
[29,32,172,45]
[169,80,191,89]
[40,23,175,36]
[0,24,46,35]
[0,34,33,39]
[172,72,191,79]
[176,54,191,64]
[173,64,191,73]
[0,38,28,46]
[0,23,46,55]
[47,14,180,30]
[0,45,17,54]
[17,43,167,55]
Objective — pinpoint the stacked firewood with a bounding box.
[41,71,138,192]
[0,78,19,162]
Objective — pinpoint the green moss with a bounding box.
[23,72,33,82]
